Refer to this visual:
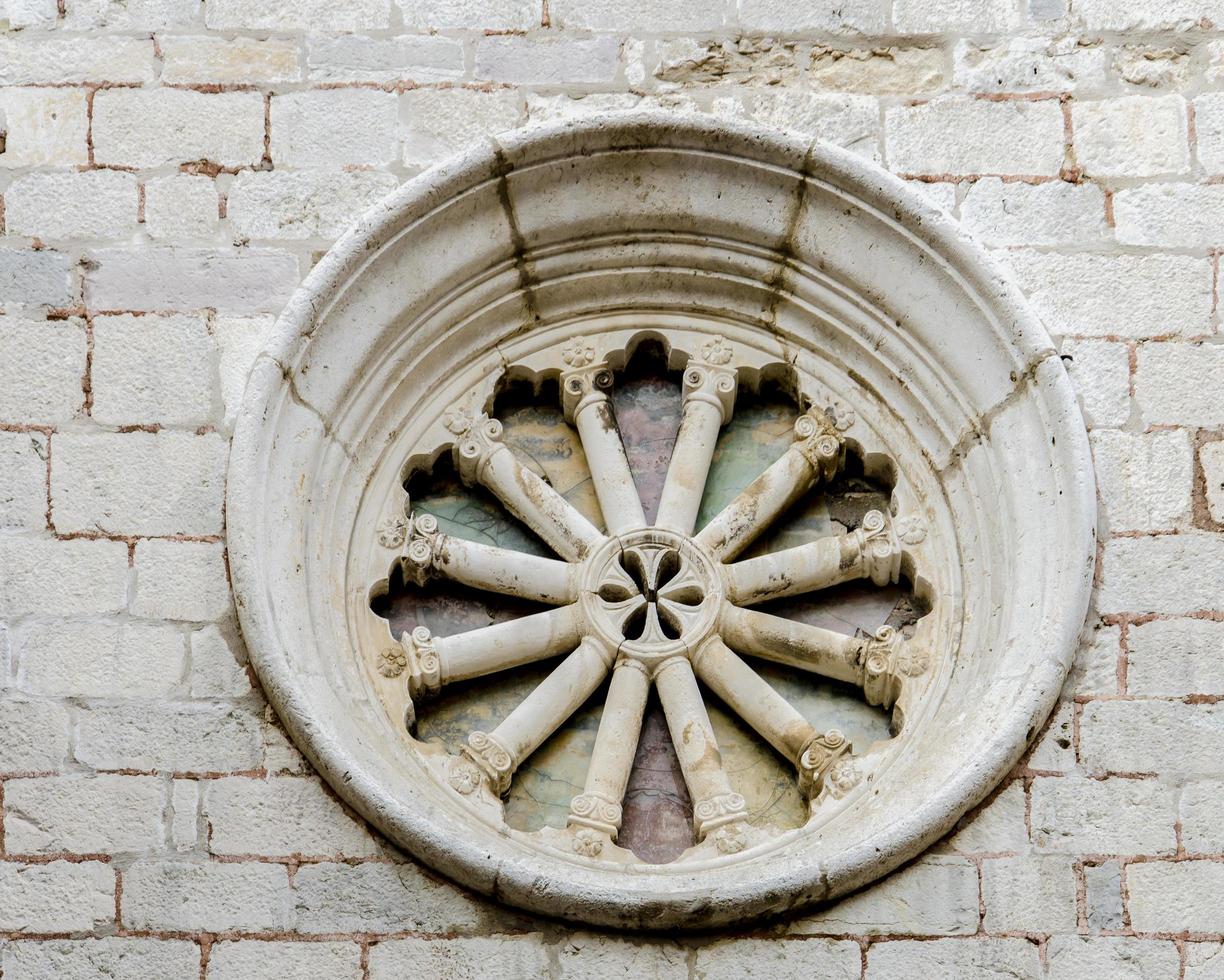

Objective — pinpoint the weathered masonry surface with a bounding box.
[1,0,1223,976]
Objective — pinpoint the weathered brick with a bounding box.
[1129,618,1224,695]
[63,0,197,29]
[402,88,522,169]
[143,176,219,241]
[1084,862,1125,931]
[474,36,621,85]
[0,861,113,933]
[1081,700,1224,776]
[526,92,670,124]
[1007,251,1212,339]
[169,779,199,850]
[229,171,398,241]
[1058,339,1131,428]
[1136,344,1224,425]
[1100,535,1224,614]
[1114,184,1224,248]
[1115,46,1192,89]
[885,97,1065,176]
[204,776,379,857]
[1047,937,1180,980]
[808,46,943,94]
[305,35,463,83]
[1203,439,1224,524]
[655,37,800,86]
[0,537,128,617]
[1180,781,1224,853]
[190,626,250,697]
[867,939,1039,979]
[0,37,155,85]
[907,178,957,212]
[292,861,492,934]
[132,540,230,622]
[52,431,226,537]
[0,251,74,310]
[750,90,880,161]
[93,90,264,169]
[213,315,272,427]
[205,0,389,30]
[1186,942,1224,979]
[692,939,859,979]
[947,781,1028,853]
[370,936,552,980]
[1195,93,1224,174]
[737,0,886,33]
[91,313,215,426]
[953,38,1107,92]
[76,703,263,773]
[0,938,198,980]
[210,941,363,980]
[84,247,299,315]
[552,0,724,31]
[0,700,71,772]
[791,856,978,936]
[122,860,291,932]
[893,0,1018,33]
[397,0,537,29]
[4,774,165,854]
[981,855,1077,932]
[0,88,88,168]
[1063,627,1117,700]
[1029,776,1176,855]
[160,37,300,85]
[1,0,57,28]
[1072,0,1224,32]
[1072,96,1189,178]
[1091,429,1193,531]
[5,171,138,242]
[18,620,186,698]
[1028,701,1076,772]
[0,431,47,532]
[270,90,398,168]
[962,178,1107,246]
[556,934,687,977]
[1128,861,1224,933]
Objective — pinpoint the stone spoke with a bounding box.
[402,511,579,605]
[722,510,910,605]
[446,407,604,562]
[695,411,844,562]
[561,354,646,535]
[398,604,584,702]
[692,638,855,799]
[654,656,749,847]
[719,604,927,709]
[567,659,651,850]
[461,636,615,796]
[655,354,738,536]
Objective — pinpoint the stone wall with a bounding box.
[1,0,1222,976]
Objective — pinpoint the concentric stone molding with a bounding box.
[227,112,1096,929]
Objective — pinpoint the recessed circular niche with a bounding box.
[227,112,1096,929]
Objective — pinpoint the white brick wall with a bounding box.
[0,0,1220,970]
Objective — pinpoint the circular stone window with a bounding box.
[227,113,1096,929]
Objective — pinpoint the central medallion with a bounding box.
[582,529,721,661]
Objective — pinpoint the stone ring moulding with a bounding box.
[226,112,1096,929]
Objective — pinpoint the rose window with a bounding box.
[228,113,1096,928]
[369,331,933,863]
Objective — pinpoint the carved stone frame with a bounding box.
[227,112,1096,929]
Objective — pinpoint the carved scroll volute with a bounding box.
[796,729,858,800]
[791,410,845,483]
[861,625,930,710]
